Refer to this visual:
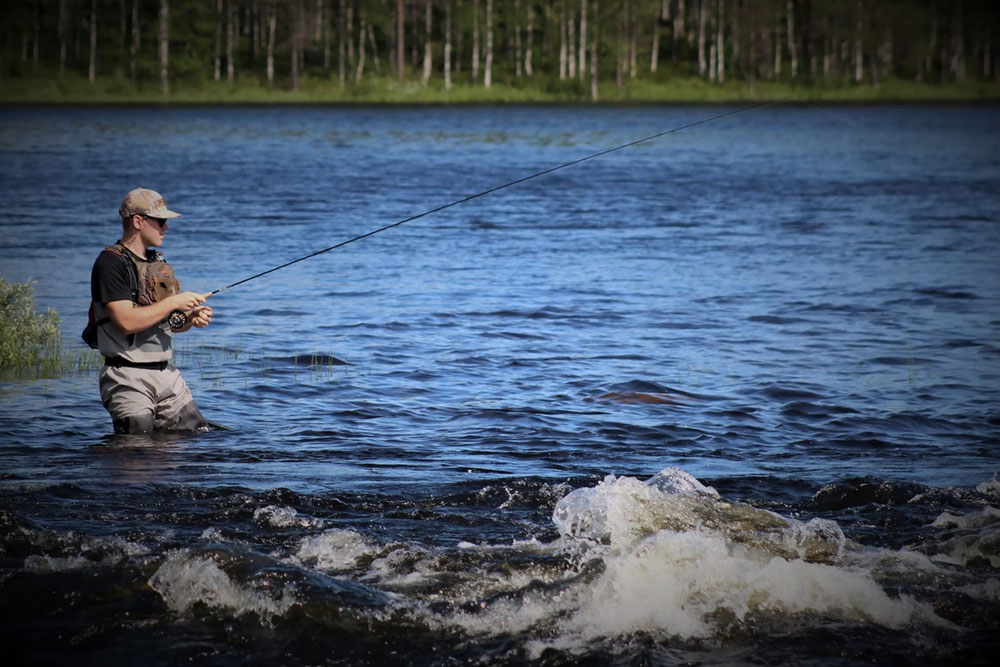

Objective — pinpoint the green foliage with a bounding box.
[0,278,61,370]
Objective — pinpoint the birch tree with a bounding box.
[227,0,236,83]
[525,2,533,77]
[215,0,223,80]
[130,0,139,84]
[786,0,797,78]
[159,0,169,94]
[356,4,367,82]
[484,0,492,87]
[699,0,710,77]
[395,0,404,78]
[88,0,97,83]
[266,1,276,85]
[472,0,480,81]
[422,0,432,85]
[444,0,452,88]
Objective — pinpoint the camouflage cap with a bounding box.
[119,187,181,220]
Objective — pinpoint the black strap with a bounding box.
[104,357,169,371]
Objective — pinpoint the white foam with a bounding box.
[24,554,94,573]
[253,505,324,529]
[461,468,945,655]
[957,578,1000,602]
[931,506,1000,530]
[148,550,295,621]
[559,530,919,644]
[976,474,1000,496]
[295,528,379,572]
[931,529,1000,568]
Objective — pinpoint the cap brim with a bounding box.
[147,208,181,219]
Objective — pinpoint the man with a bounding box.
[89,187,213,434]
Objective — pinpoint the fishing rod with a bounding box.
[209,99,788,297]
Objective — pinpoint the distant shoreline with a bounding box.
[3,75,998,106]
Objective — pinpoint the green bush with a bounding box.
[0,278,61,370]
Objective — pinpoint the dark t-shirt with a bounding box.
[91,247,138,305]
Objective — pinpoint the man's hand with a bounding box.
[171,291,211,312]
[189,305,213,329]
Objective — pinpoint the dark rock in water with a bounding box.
[811,477,926,511]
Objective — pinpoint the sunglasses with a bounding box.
[144,215,168,228]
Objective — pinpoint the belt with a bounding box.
[104,357,169,371]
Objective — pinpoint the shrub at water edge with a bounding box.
[0,278,61,370]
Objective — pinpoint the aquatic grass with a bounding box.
[0,278,62,373]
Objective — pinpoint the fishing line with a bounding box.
[210,98,788,296]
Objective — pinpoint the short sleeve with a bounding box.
[91,251,135,304]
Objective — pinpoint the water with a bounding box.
[1,104,999,665]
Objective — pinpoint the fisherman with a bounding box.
[87,187,213,434]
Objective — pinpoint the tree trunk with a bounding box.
[590,0,598,99]
[674,0,686,61]
[89,0,98,83]
[159,0,170,94]
[616,0,624,88]
[651,3,660,74]
[578,0,587,81]
[130,0,139,84]
[338,0,346,86]
[119,0,127,70]
[558,1,566,79]
[356,7,367,82]
[396,0,405,78]
[698,0,706,77]
[514,0,522,78]
[747,0,756,88]
[629,0,637,78]
[316,0,323,41]
[227,0,236,83]
[59,0,68,78]
[567,3,576,79]
[267,5,276,86]
[786,0,797,78]
[444,0,452,88]
[774,9,781,79]
[291,0,300,91]
[717,0,725,82]
[369,23,382,73]
[484,0,493,87]
[411,2,419,72]
[455,0,464,74]
[853,0,863,83]
[472,0,480,80]
[525,3,533,77]
[323,1,330,69]
[346,5,355,71]
[215,0,222,80]
[950,0,965,81]
[422,0,432,85]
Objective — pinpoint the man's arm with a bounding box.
[106,291,211,335]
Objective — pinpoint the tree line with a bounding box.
[3,0,998,98]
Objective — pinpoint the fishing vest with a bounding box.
[82,243,181,351]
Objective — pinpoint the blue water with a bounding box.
[1,104,999,665]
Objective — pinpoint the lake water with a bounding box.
[1,104,999,665]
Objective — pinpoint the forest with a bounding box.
[1,0,998,101]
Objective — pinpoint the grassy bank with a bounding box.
[2,72,999,104]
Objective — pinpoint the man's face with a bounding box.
[139,214,167,247]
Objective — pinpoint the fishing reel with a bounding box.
[167,310,188,329]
